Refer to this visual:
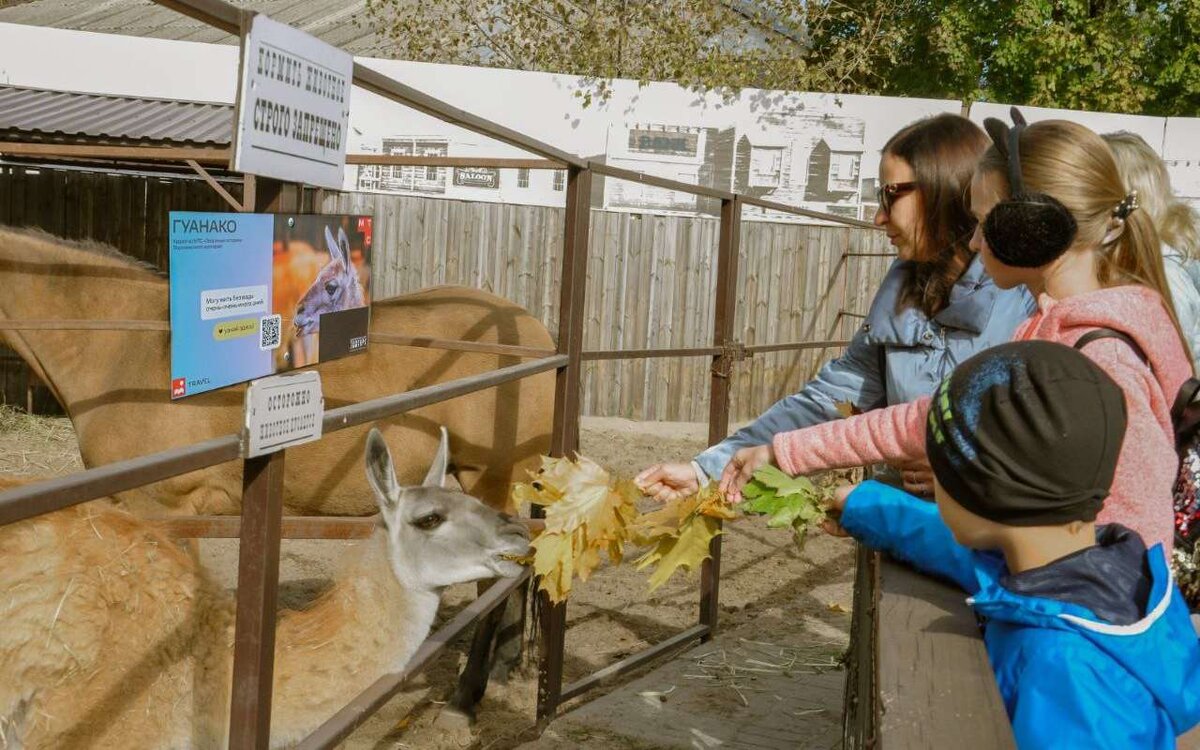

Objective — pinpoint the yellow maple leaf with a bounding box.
[636,513,723,592]
[695,484,737,520]
[631,483,731,591]
[631,493,701,542]
[514,455,639,603]
[531,530,575,602]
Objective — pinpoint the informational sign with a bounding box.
[231,13,352,189]
[243,371,324,458]
[453,166,500,189]
[169,211,373,399]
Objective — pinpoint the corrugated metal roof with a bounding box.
[0,0,400,56]
[0,84,233,145]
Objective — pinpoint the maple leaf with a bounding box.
[696,483,737,520]
[531,530,575,602]
[636,512,722,592]
[512,455,639,603]
[632,483,732,592]
[631,493,700,542]
[740,466,826,548]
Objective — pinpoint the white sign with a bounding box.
[231,14,352,189]
[243,371,324,458]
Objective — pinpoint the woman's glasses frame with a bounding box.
[878,181,918,214]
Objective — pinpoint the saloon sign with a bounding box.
[453,166,500,189]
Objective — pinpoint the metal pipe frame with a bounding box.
[537,164,593,721]
[0,355,567,528]
[0,142,568,170]
[158,514,545,540]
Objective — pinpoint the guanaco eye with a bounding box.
[412,512,444,531]
[324,281,339,296]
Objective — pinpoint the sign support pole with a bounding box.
[226,161,290,748]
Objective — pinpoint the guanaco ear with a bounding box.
[365,428,402,511]
[324,226,346,266]
[338,227,359,282]
[422,426,450,489]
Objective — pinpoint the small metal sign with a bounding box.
[242,371,324,458]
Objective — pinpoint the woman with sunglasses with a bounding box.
[636,113,1035,501]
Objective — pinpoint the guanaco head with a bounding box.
[364,426,529,591]
[293,226,364,336]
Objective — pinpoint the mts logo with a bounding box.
[171,378,186,398]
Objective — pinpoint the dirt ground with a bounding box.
[0,407,854,749]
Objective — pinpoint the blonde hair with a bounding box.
[979,120,1183,338]
[1102,131,1200,262]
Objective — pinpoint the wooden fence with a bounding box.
[0,163,245,269]
[323,191,895,422]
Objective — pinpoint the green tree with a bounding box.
[359,0,908,105]
[361,0,1200,116]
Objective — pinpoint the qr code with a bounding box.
[259,314,282,350]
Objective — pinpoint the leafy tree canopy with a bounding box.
[360,0,1199,116]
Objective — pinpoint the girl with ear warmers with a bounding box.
[723,110,1192,553]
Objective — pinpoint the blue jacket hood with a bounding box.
[969,544,1200,733]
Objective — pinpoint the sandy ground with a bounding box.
[0,407,854,749]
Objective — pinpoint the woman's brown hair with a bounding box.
[884,113,990,317]
[977,120,1180,336]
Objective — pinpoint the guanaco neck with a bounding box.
[266,532,441,736]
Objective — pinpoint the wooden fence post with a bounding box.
[228,450,287,748]
[700,197,742,640]
[537,165,592,722]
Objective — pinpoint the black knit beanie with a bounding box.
[925,340,1127,526]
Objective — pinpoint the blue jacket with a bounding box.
[842,481,1200,749]
[694,255,1036,479]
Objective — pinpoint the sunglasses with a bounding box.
[878,181,918,214]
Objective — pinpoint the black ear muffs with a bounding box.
[982,108,1077,268]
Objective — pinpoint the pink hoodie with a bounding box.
[773,286,1192,551]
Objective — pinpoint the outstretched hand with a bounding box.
[634,462,700,503]
[718,444,774,504]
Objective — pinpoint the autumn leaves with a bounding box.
[513,456,829,603]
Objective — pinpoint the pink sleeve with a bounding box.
[772,396,932,476]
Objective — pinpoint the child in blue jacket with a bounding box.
[825,340,1200,748]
